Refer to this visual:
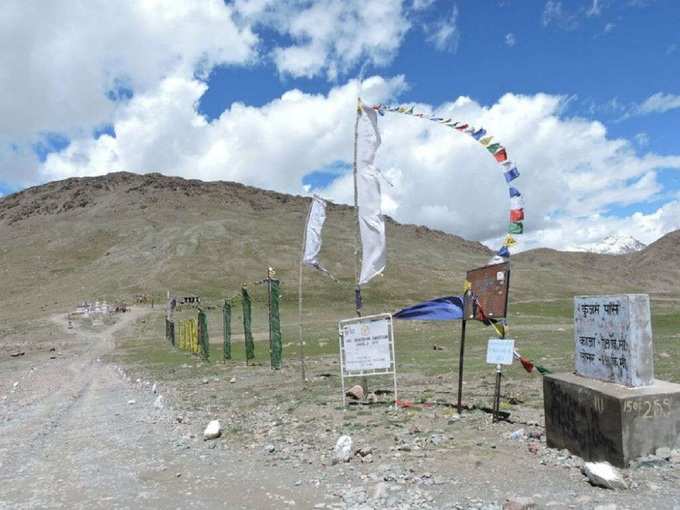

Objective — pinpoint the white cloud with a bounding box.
[586,0,602,17]
[34,77,680,252]
[0,0,257,140]
[634,132,650,147]
[237,0,411,80]
[424,4,460,52]
[505,33,516,47]
[638,92,680,115]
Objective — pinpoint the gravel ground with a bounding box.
[1,308,679,509]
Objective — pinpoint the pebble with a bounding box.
[203,420,222,440]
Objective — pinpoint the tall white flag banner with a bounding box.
[357,104,386,286]
[302,195,328,271]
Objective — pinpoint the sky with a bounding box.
[1,0,680,252]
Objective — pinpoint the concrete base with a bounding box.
[543,373,680,467]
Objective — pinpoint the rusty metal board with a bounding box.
[463,262,510,319]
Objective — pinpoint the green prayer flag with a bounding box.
[270,280,283,369]
[242,287,255,362]
[508,222,524,234]
[486,143,501,153]
[223,300,231,361]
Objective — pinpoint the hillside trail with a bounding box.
[0,308,312,509]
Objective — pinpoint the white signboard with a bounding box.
[486,338,515,365]
[342,318,391,372]
[338,313,397,406]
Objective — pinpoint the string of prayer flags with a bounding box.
[371,103,525,258]
[514,350,552,375]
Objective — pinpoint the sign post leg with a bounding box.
[457,319,467,414]
[493,363,502,422]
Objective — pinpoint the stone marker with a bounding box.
[574,294,653,387]
[333,435,352,464]
[544,294,680,467]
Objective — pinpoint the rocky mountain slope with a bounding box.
[0,172,678,319]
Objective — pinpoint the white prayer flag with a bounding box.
[302,195,328,270]
[357,104,386,285]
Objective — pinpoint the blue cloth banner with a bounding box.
[509,186,521,198]
[393,296,464,321]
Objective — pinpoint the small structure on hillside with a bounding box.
[178,295,201,306]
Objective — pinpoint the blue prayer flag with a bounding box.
[497,246,510,258]
[393,296,464,321]
[504,167,520,183]
[509,187,521,198]
[472,128,487,140]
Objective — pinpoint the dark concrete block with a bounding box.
[544,372,680,467]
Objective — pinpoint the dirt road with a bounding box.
[0,309,311,509]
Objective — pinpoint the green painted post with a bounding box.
[270,280,283,369]
[223,299,232,361]
[197,309,209,361]
[242,287,255,363]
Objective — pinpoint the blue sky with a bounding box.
[2,0,680,250]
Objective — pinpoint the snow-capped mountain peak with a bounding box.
[582,235,647,255]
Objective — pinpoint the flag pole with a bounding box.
[352,97,369,397]
[352,98,362,318]
[297,199,314,386]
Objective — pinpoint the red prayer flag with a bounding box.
[510,208,525,222]
[494,149,508,162]
[519,356,534,373]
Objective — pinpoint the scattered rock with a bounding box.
[430,433,446,446]
[448,415,460,424]
[670,449,680,464]
[510,428,525,440]
[203,420,222,440]
[432,344,445,351]
[582,462,627,490]
[229,377,236,383]
[366,392,378,403]
[10,352,25,358]
[503,496,536,510]
[127,399,136,405]
[655,447,672,459]
[333,435,352,464]
[264,444,276,454]
[345,385,364,401]
[527,442,540,455]
[202,378,209,385]
[152,383,158,394]
[153,395,164,409]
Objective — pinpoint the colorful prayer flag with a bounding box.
[503,235,517,247]
[519,356,534,373]
[479,136,494,146]
[510,208,525,222]
[494,149,508,162]
[497,246,510,258]
[486,143,501,153]
[472,128,487,140]
[504,167,520,182]
[509,187,521,198]
[508,222,524,234]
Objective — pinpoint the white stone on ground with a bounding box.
[153,395,163,409]
[582,461,627,490]
[203,420,222,440]
[333,435,352,464]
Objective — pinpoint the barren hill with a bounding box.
[0,172,678,319]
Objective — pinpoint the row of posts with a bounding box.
[164,278,283,369]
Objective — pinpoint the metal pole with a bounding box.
[493,364,502,422]
[297,200,314,385]
[457,319,467,414]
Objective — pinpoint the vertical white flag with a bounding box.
[302,195,329,272]
[357,104,386,285]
